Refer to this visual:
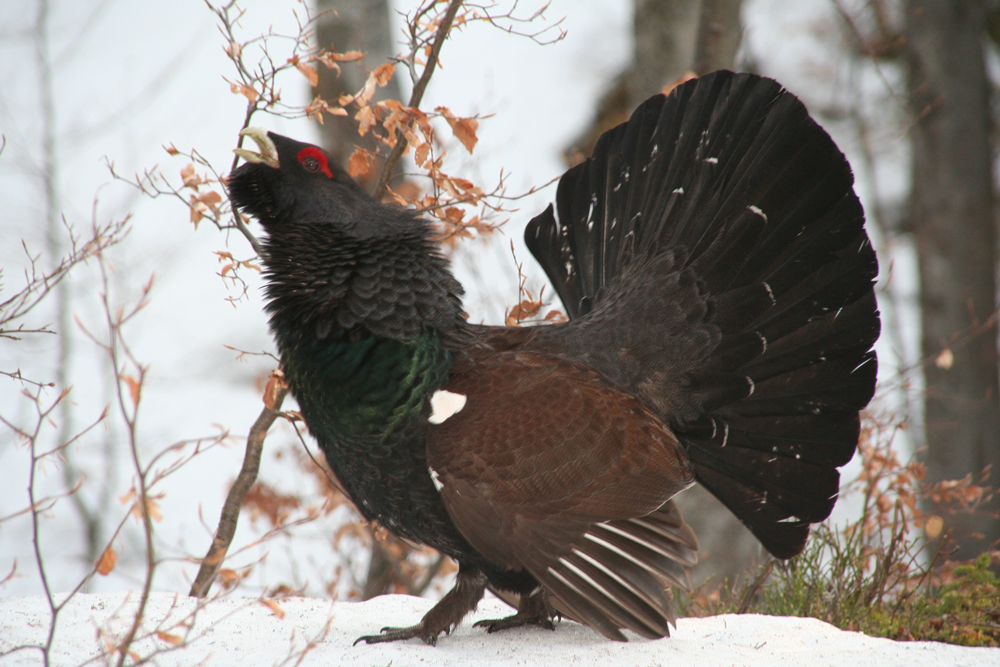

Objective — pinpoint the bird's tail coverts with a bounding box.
[526,71,880,559]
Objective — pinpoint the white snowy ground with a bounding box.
[1,593,997,667]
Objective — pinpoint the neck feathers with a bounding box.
[262,219,464,344]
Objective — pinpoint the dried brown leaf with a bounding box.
[146,497,163,522]
[348,147,377,179]
[356,104,377,137]
[197,190,223,215]
[305,96,349,124]
[449,118,478,152]
[263,369,287,411]
[296,61,319,87]
[414,142,431,167]
[180,163,200,189]
[925,515,944,539]
[96,546,117,575]
[122,375,141,409]
[230,81,259,103]
[436,106,479,153]
[218,568,242,590]
[373,62,394,86]
[545,309,568,323]
[261,598,285,619]
[189,196,203,226]
[328,49,365,63]
[156,631,183,646]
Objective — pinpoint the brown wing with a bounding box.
[426,350,698,639]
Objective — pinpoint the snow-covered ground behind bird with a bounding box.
[2,593,998,667]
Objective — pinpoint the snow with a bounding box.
[2,593,996,667]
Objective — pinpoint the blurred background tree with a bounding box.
[904,0,999,565]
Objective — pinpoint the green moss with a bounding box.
[680,530,999,647]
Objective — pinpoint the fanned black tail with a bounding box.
[525,71,880,559]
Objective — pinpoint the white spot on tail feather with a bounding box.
[762,281,776,306]
[748,205,767,222]
[704,156,718,164]
[428,389,467,424]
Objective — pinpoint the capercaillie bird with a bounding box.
[226,70,880,644]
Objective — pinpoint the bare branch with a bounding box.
[189,371,289,598]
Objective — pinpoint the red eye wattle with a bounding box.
[296,146,333,178]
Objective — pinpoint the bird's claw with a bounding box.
[354,623,440,646]
[473,613,556,634]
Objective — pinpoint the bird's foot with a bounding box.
[354,623,443,646]
[473,611,556,634]
[354,566,487,646]
[473,589,557,634]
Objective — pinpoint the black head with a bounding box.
[228,128,395,235]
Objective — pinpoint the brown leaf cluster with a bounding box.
[214,250,261,278]
[339,62,395,109]
[288,54,319,87]
[303,42,495,245]
[118,488,164,523]
[242,481,301,528]
[228,80,259,103]
[856,417,994,540]
[304,95,349,124]
[179,164,224,227]
[314,48,365,77]
[505,290,567,327]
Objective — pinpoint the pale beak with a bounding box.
[234,127,279,169]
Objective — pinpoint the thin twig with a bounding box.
[737,559,776,614]
[189,383,289,597]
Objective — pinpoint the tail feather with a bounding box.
[526,70,880,559]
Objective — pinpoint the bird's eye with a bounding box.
[296,147,333,178]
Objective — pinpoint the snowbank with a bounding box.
[1,593,997,666]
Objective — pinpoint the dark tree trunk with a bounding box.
[905,0,1000,560]
[631,0,744,107]
[570,0,744,160]
[314,0,402,187]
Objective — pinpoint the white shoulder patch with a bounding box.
[428,389,467,425]
[428,466,444,492]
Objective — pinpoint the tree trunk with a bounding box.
[570,0,744,169]
[905,0,1000,560]
[314,0,402,186]
[631,0,744,107]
